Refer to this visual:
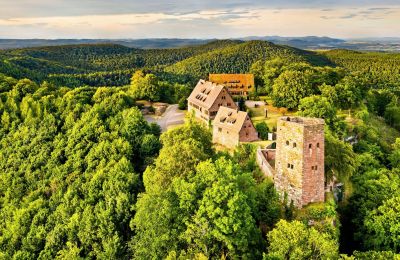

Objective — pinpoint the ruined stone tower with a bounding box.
[274,116,325,208]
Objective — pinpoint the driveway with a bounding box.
[144,104,185,132]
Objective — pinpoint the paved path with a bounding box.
[245,100,266,108]
[144,104,185,132]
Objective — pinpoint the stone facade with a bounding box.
[274,117,325,208]
[256,149,276,179]
[187,80,237,122]
[209,74,255,97]
[212,107,259,148]
[256,116,325,208]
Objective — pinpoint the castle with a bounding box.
[187,79,259,148]
[187,77,325,208]
[257,116,325,208]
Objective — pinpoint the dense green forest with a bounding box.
[1,40,400,259]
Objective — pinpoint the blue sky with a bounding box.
[0,0,399,38]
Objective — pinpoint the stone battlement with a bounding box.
[279,116,324,126]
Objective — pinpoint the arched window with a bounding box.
[309,144,312,149]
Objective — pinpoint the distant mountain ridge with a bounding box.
[0,36,399,51]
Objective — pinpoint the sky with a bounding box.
[0,0,399,39]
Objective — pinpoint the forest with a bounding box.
[0,40,400,259]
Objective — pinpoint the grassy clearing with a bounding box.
[248,97,295,130]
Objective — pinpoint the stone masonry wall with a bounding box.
[301,124,325,205]
[274,117,325,208]
[275,119,304,207]
[256,149,276,179]
[212,127,239,148]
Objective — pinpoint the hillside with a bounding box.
[165,41,332,79]
[323,49,400,90]
[0,40,332,87]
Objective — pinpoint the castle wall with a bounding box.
[274,117,325,208]
[301,124,325,205]
[256,149,276,179]
[212,126,240,148]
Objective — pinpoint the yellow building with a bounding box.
[209,74,255,97]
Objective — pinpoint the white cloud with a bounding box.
[0,6,399,38]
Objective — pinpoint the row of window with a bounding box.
[285,141,320,149]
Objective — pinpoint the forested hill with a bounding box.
[323,49,400,89]
[165,40,332,79]
[0,40,330,87]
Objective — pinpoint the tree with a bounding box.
[347,169,400,251]
[238,97,246,111]
[184,158,262,258]
[389,139,400,169]
[130,70,161,101]
[265,220,338,259]
[335,76,363,110]
[255,122,269,140]
[364,195,400,252]
[325,131,358,183]
[272,70,315,109]
[384,103,400,131]
[298,95,337,129]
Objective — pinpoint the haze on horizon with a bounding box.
[0,0,399,39]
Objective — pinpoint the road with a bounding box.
[144,104,185,132]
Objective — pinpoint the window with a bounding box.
[291,164,294,169]
[218,127,222,132]
[287,163,290,168]
[293,143,297,148]
[315,165,318,170]
[227,103,231,106]
[311,166,315,170]
[317,143,320,148]
[309,144,312,149]
[286,141,289,146]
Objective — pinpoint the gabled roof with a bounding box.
[213,106,249,133]
[209,74,254,87]
[187,79,226,109]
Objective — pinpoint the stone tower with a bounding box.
[274,116,325,208]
